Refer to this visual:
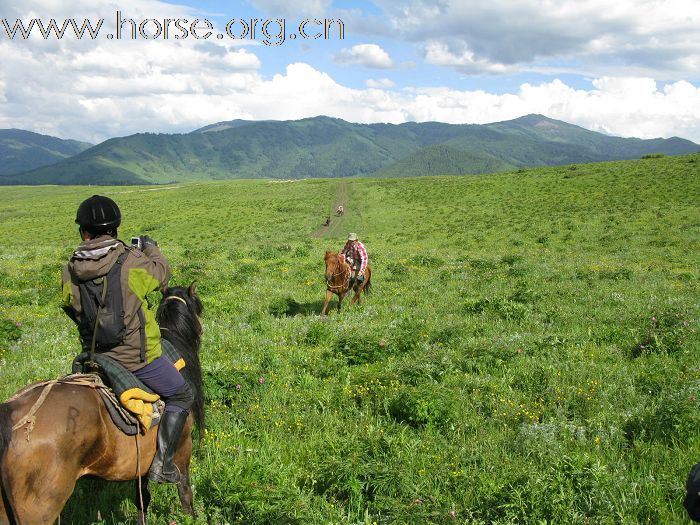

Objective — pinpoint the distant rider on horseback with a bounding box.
[61,195,192,484]
[341,232,368,289]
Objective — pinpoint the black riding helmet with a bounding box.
[75,195,121,234]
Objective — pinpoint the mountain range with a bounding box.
[0,115,697,185]
[0,129,92,177]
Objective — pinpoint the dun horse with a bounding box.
[320,251,372,317]
[0,284,204,525]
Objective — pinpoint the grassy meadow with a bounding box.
[0,153,699,524]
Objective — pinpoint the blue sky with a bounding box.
[0,0,698,143]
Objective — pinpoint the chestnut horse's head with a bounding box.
[324,250,338,282]
[324,250,348,286]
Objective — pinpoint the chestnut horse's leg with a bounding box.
[320,289,334,317]
[4,452,80,525]
[351,281,363,305]
[135,476,151,525]
[337,291,346,312]
[1,387,100,525]
[351,269,371,305]
[174,422,195,517]
[177,469,194,517]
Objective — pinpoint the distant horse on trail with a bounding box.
[0,284,204,525]
[335,205,344,216]
[320,251,372,317]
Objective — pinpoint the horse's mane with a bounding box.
[156,285,205,432]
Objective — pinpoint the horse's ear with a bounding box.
[188,281,198,297]
[160,285,169,295]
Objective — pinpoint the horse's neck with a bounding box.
[165,320,199,346]
[160,306,201,351]
[335,260,350,278]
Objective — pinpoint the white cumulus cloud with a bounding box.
[231,63,405,122]
[366,78,395,89]
[400,77,700,142]
[361,0,700,78]
[424,41,513,74]
[0,0,264,141]
[1,0,699,145]
[246,0,332,17]
[335,44,394,69]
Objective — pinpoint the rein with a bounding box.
[136,434,146,524]
[326,258,351,292]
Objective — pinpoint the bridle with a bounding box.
[163,295,188,306]
[160,294,203,336]
[325,256,351,292]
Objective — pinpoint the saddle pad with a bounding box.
[97,387,140,435]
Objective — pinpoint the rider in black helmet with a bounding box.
[75,194,122,236]
[63,195,193,484]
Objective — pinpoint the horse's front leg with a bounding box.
[134,476,151,525]
[337,291,346,311]
[320,289,334,317]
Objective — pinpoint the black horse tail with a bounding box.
[0,403,17,525]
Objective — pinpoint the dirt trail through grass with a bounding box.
[315,180,349,238]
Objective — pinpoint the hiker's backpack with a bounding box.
[76,251,129,353]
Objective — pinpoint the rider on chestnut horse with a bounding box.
[62,195,192,484]
[340,232,368,290]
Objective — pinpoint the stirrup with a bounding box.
[148,464,181,484]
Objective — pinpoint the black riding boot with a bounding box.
[148,410,188,483]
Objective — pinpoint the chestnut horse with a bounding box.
[320,251,372,317]
[0,284,204,525]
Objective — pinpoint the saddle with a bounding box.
[71,340,183,433]
[9,374,157,437]
[88,374,162,436]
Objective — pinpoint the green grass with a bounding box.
[1,153,699,524]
